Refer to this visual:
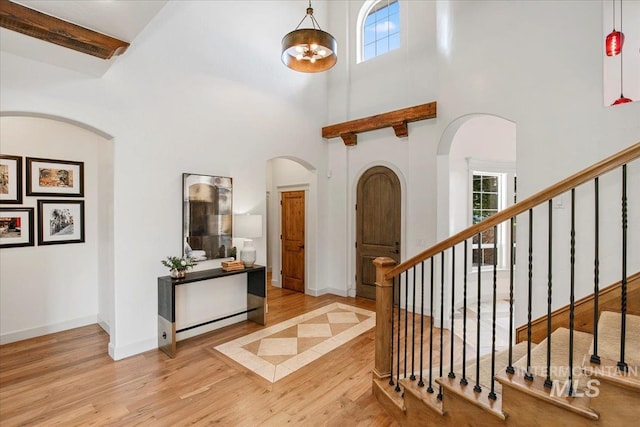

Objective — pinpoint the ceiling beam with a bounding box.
[0,0,130,60]
[322,102,437,146]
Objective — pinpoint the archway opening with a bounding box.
[0,113,114,351]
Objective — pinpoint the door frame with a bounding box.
[277,185,309,294]
[350,162,406,298]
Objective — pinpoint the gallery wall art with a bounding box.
[0,155,23,204]
[0,207,34,248]
[37,200,85,246]
[26,157,84,197]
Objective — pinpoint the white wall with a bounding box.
[0,116,112,344]
[1,0,330,359]
[325,0,439,299]
[326,0,639,327]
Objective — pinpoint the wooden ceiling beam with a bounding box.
[0,0,130,60]
[322,102,436,146]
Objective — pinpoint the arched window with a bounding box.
[358,0,400,63]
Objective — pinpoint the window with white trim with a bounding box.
[360,0,400,62]
[472,173,501,267]
[469,165,516,269]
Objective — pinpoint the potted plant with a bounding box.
[161,255,197,279]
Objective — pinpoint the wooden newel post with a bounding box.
[373,256,397,379]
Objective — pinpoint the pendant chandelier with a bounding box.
[281,1,337,73]
[605,0,624,56]
[610,0,632,105]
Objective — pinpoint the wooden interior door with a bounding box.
[356,166,401,300]
[281,191,305,293]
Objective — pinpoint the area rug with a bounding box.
[214,303,376,383]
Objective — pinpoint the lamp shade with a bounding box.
[281,3,337,73]
[281,28,337,73]
[234,214,262,239]
[611,95,633,105]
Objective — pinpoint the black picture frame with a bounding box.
[0,155,23,204]
[27,157,84,197]
[0,207,34,248]
[37,200,85,246]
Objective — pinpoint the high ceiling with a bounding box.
[0,0,168,76]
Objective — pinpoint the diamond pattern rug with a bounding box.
[214,303,376,383]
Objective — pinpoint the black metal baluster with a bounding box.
[461,240,469,385]
[449,246,456,379]
[474,233,482,393]
[489,225,498,401]
[545,200,553,389]
[404,272,409,379]
[427,258,435,393]
[411,266,417,381]
[618,164,628,373]
[395,272,401,392]
[438,252,445,400]
[390,277,396,386]
[525,209,534,382]
[419,262,425,387]
[569,189,576,396]
[591,177,601,364]
[506,217,515,375]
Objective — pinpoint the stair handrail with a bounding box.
[386,142,640,279]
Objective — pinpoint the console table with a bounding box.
[157,265,266,358]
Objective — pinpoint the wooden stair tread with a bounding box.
[372,377,406,412]
[436,376,506,420]
[399,378,444,415]
[495,368,599,421]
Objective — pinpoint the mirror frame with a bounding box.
[182,173,233,261]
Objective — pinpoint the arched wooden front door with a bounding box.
[356,166,401,300]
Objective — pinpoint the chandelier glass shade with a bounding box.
[605,30,624,57]
[281,3,337,73]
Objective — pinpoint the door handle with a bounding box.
[390,249,399,254]
[299,244,305,249]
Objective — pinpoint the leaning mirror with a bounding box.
[183,173,233,261]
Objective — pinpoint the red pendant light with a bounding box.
[612,95,633,105]
[605,0,624,56]
[605,31,624,57]
[610,0,632,105]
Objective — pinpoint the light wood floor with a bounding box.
[0,286,398,426]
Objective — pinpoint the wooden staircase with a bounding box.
[370,143,640,426]
[373,310,640,426]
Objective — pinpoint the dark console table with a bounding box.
[157,265,266,358]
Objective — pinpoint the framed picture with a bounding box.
[0,155,23,204]
[0,208,34,248]
[37,200,85,245]
[26,157,84,197]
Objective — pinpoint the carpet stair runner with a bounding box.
[375,311,640,425]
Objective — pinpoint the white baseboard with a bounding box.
[309,286,349,297]
[97,318,110,334]
[110,337,157,361]
[0,315,98,345]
